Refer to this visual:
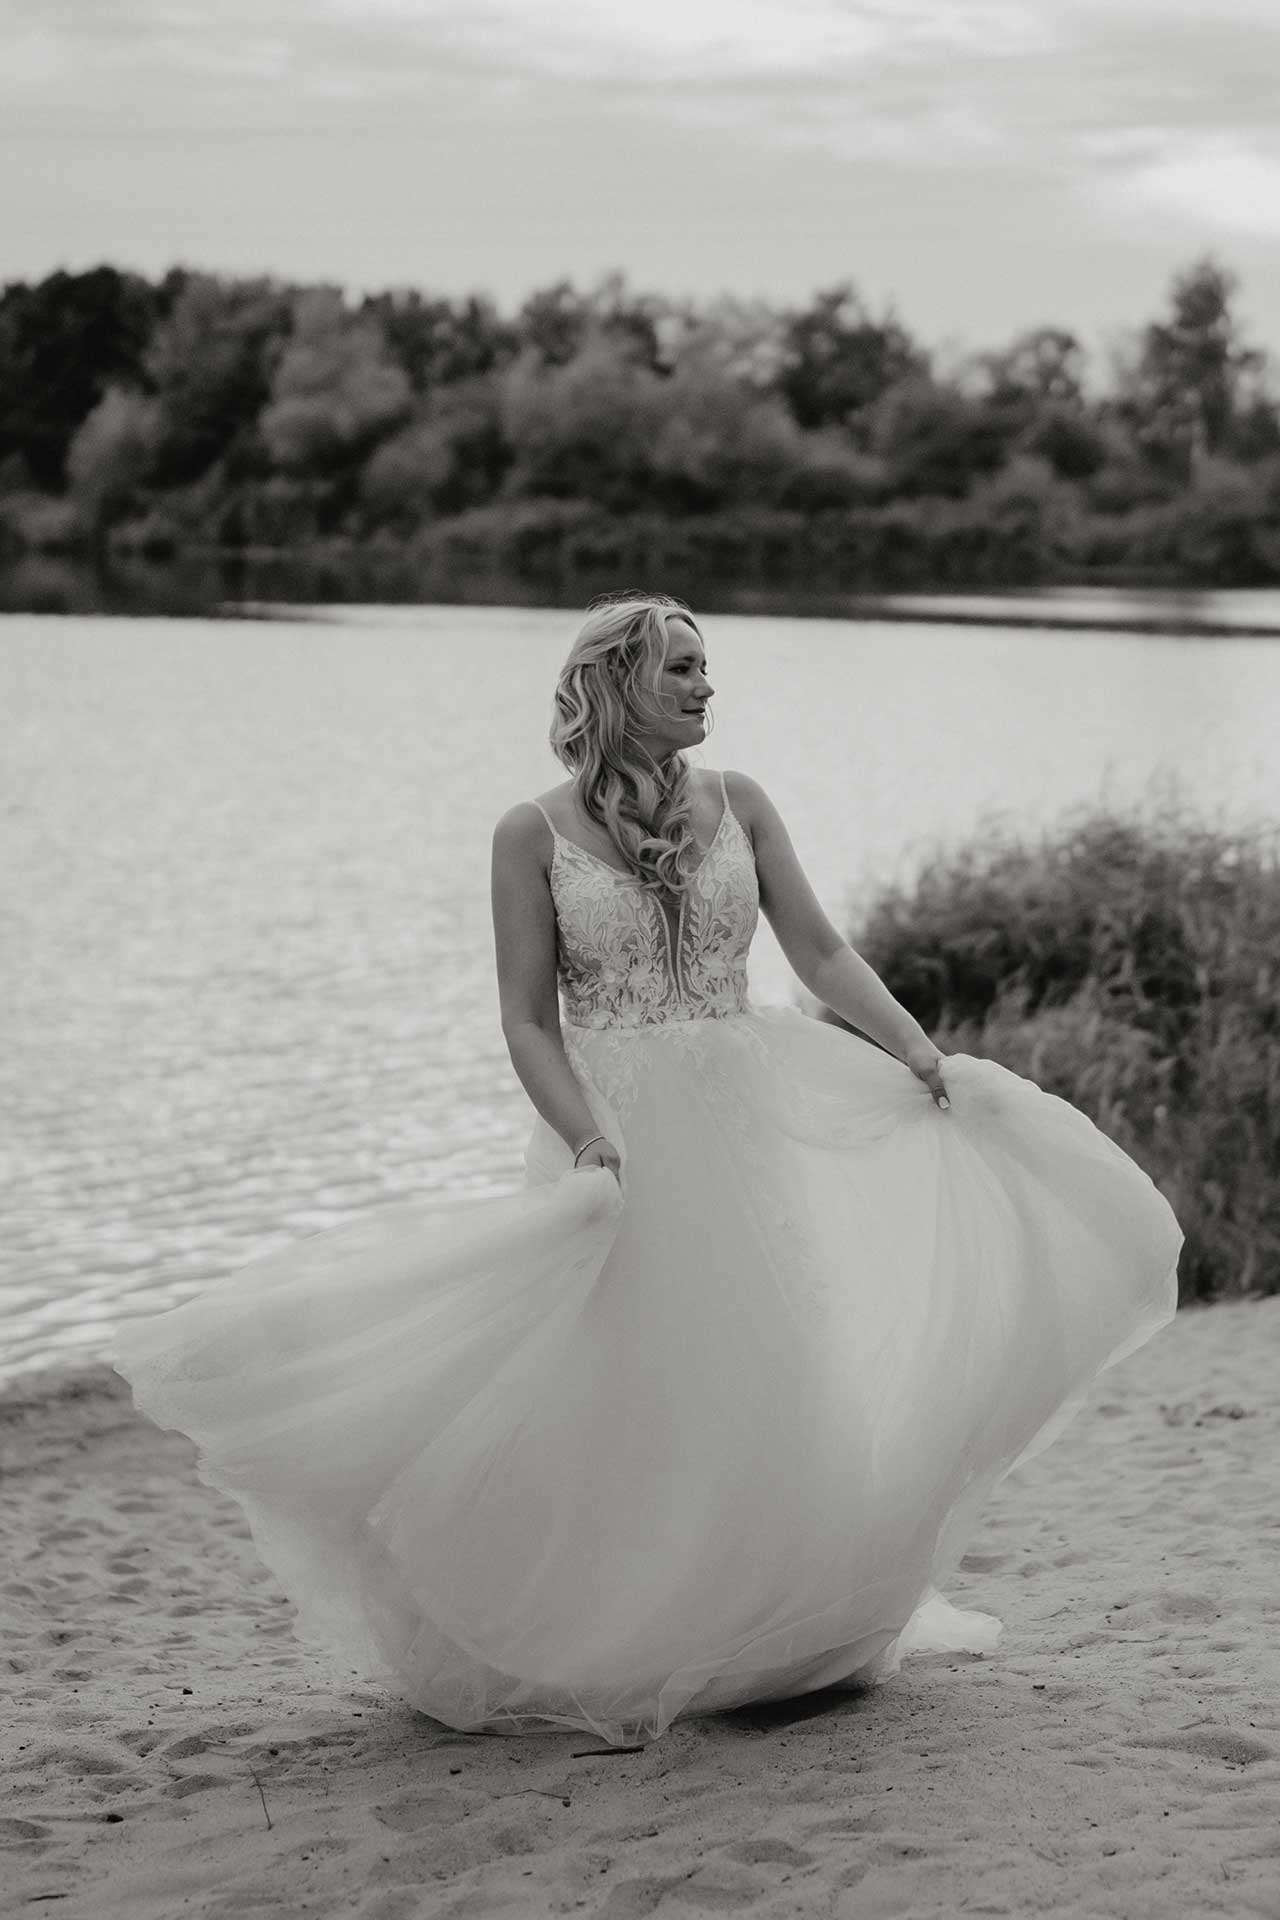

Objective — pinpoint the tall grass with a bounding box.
[836,797,1280,1302]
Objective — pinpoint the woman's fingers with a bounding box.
[905,1042,950,1111]
[914,1055,950,1110]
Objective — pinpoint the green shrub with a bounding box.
[837,798,1280,1301]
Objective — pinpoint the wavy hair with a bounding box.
[549,590,714,896]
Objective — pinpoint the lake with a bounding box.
[5,600,1280,1379]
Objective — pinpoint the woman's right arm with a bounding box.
[490,804,620,1174]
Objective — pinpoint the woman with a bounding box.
[111,590,1182,1749]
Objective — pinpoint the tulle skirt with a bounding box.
[109,1006,1182,1745]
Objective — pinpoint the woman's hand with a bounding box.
[574,1136,623,1182]
[905,1040,950,1110]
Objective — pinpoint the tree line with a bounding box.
[1,257,1278,591]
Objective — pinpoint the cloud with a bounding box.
[1104,135,1280,240]
[333,0,1055,83]
[329,0,1280,205]
[4,0,1279,237]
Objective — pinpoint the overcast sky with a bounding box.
[5,0,1280,363]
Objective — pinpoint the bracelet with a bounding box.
[572,1133,607,1165]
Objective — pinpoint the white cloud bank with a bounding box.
[1121,138,1280,241]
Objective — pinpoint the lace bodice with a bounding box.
[532,773,758,1030]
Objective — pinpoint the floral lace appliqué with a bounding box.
[548,801,758,1033]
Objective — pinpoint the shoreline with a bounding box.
[6,591,1280,643]
[5,1301,1280,1917]
[218,592,1280,642]
[4,550,1280,637]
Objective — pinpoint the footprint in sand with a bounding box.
[720,1838,814,1869]
[1129,1728,1276,1766]
[866,1837,939,1864]
[0,1818,51,1846]
[352,1895,416,1920]
[596,1876,762,1919]
[802,1813,887,1837]
[372,1790,470,1832]
[165,1772,237,1799]
[1155,1592,1221,1623]
[14,1742,128,1777]
[119,1730,167,1756]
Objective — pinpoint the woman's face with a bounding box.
[639,617,715,755]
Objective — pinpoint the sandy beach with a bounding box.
[4,1297,1280,1920]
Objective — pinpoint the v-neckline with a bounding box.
[550,797,731,884]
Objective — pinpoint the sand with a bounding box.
[4,1299,1280,1920]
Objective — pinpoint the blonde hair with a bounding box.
[549,591,714,896]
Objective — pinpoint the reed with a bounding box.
[840,793,1280,1301]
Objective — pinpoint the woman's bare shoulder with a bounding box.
[720,768,771,831]
[492,793,559,862]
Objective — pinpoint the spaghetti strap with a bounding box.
[529,798,558,837]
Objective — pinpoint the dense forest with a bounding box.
[1,256,1278,591]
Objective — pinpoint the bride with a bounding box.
[111,589,1182,1748]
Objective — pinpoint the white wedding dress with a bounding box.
[110,771,1182,1745]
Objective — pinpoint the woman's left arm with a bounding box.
[728,771,949,1108]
